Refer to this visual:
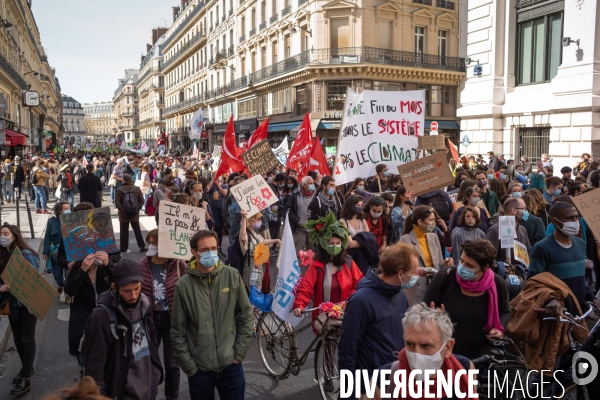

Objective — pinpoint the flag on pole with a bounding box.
[189,107,204,140]
[193,141,199,158]
[140,140,149,153]
[286,112,313,171]
[272,137,289,165]
[120,141,128,151]
[272,215,304,327]
[215,116,245,180]
[298,137,331,179]
[447,138,459,162]
[241,118,269,152]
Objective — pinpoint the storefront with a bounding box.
[0,128,28,159]
[261,114,303,148]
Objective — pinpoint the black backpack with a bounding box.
[121,188,139,218]
[426,190,451,223]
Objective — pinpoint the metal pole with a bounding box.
[15,195,20,229]
[24,194,34,239]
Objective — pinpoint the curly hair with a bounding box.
[41,376,110,400]
[460,239,496,270]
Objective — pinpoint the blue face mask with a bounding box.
[487,174,494,180]
[287,183,294,189]
[355,206,363,215]
[63,209,71,214]
[500,174,507,180]
[457,264,476,281]
[512,192,522,198]
[307,184,315,192]
[326,187,335,196]
[199,250,219,268]
[357,185,364,191]
[522,210,529,221]
[383,170,390,177]
[553,189,561,196]
[401,273,419,289]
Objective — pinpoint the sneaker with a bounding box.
[12,368,34,384]
[10,378,31,395]
[65,296,73,305]
[120,250,131,254]
[57,287,64,295]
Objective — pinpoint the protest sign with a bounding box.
[1,248,57,321]
[241,139,280,176]
[158,201,206,260]
[396,152,454,196]
[574,188,600,238]
[499,216,516,248]
[334,88,424,185]
[418,135,446,151]
[325,146,337,156]
[514,241,529,267]
[230,175,278,218]
[59,207,118,261]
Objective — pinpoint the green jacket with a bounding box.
[170,259,254,376]
[484,189,500,216]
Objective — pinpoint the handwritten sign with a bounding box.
[418,135,446,151]
[230,175,278,218]
[242,139,280,176]
[499,216,516,249]
[397,152,454,196]
[1,248,57,321]
[514,240,529,267]
[334,88,424,185]
[574,188,600,238]
[59,207,118,261]
[158,201,206,260]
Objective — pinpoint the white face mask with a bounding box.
[405,341,447,380]
[555,219,579,237]
[146,244,158,256]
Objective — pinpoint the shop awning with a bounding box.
[317,121,342,130]
[4,130,27,146]
[290,119,320,137]
[268,121,302,133]
[425,120,460,130]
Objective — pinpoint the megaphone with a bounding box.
[506,165,527,184]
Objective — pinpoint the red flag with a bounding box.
[447,138,459,162]
[298,138,330,179]
[286,112,313,171]
[215,116,245,180]
[241,118,269,152]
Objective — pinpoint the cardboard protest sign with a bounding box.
[1,248,57,321]
[396,152,454,196]
[241,139,280,176]
[230,175,278,218]
[514,241,529,267]
[334,88,424,185]
[59,207,118,261]
[574,189,600,238]
[499,216,516,249]
[158,201,206,260]
[418,135,446,151]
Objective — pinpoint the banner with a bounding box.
[334,89,424,185]
[140,140,149,153]
[189,107,204,140]
[418,135,446,151]
[272,138,289,165]
[499,216,517,249]
[158,200,206,260]
[573,188,600,238]
[242,139,280,176]
[230,175,278,218]
[1,248,57,321]
[272,215,303,327]
[193,142,199,159]
[212,145,222,159]
[325,146,337,156]
[397,152,455,196]
[59,207,119,261]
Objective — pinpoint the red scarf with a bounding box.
[397,348,476,400]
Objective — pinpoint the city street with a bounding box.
[0,188,320,399]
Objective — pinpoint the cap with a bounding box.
[112,259,144,287]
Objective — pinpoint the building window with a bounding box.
[238,98,257,118]
[517,12,563,85]
[296,85,310,115]
[379,20,392,50]
[330,18,349,49]
[327,81,351,111]
[415,26,425,60]
[438,30,447,60]
[519,127,550,163]
[373,81,404,91]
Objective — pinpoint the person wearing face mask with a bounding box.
[82,260,163,400]
[485,197,532,264]
[339,194,369,237]
[153,176,176,226]
[345,177,366,200]
[43,202,71,291]
[138,229,186,400]
[64,250,113,366]
[171,230,253,400]
[239,209,281,291]
[363,196,388,254]
[368,163,390,193]
[308,176,342,220]
[519,193,547,246]
[543,176,563,204]
[286,175,317,254]
[292,214,363,320]
[450,187,490,233]
[0,223,42,395]
[400,206,454,306]
[474,171,500,216]
[450,207,485,266]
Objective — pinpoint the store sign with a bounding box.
[324,112,343,119]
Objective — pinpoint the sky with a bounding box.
[31,0,175,104]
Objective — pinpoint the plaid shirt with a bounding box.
[113,165,124,180]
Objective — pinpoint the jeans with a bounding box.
[188,362,245,400]
[3,180,12,201]
[142,192,149,212]
[119,220,145,252]
[53,264,65,287]
[62,189,74,210]
[154,311,180,400]
[33,185,46,210]
[10,306,37,378]
[111,181,122,203]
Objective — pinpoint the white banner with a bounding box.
[189,107,203,140]
[158,201,206,260]
[334,89,425,185]
[272,137,289,165]
[272,215,303,327]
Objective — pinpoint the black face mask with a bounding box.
[118,293,141,310]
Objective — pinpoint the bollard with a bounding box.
[24,194,34,239]
[15,196,20,229]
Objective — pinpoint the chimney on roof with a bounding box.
[146,43,152,53]
[172,6,180,20]
[152,28,169,45]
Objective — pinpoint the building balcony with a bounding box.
[162,0,206,50]
[282,5,291,16]
[249,27,256,37]
[137,66,162,84]
[259,21,267,31]
[229,8,233,16]
[162,30,206,71]
[228,45,235,57]
[239,34,245,43]
[298,0,308,6]
[209,49,229,66]
[0,51,27,90]
[413,0,432,4]
[270,14,278,24]
[436,0,455,9]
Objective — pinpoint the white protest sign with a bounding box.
[499,216,516,249]
[230,175,278,218]
[334,88,424,186]
[158,201,206,260]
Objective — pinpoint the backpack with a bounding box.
[426,190,451,223]
[145,192,156,216]
[121,188,139,218]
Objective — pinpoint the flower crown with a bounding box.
[304,212,350,250]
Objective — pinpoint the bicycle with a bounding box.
[471,302,599,400]
[255,308,341,400]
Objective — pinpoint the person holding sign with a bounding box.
[485,197,531,264]
[0,223,41,395]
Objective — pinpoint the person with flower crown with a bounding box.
[292,212,363,321]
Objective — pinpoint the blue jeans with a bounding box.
[111,181,122,203]
[53,264,65,287]
[188,362,245,400]
[62,189,74,210]
[34,185,46,210]
[3,180,12,201]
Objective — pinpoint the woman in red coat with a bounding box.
[292,212,364,321]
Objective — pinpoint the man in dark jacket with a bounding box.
[83,259,163,400]
[115,174,147,253]
[338,242,419,395]
[14,155,25,200]
[414,189,454,224]
[78,164,104,208]
[286,175,316,253]
[487,151,502,172]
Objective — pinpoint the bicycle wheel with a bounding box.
[561,383,581,400]
[257,311,293,378]
[314,336,340,400]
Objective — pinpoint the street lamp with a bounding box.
[23,71,39,77]
[290,24,312,37]
[0,17,14,32]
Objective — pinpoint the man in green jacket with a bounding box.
[170,230,253,400]
[475,170,500,216]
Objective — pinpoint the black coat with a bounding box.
[78,173,103,207]
[14,164,25,186]
[346,232,380,276]
[64,263,113,356]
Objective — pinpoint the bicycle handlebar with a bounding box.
[535,304,594,323]
[470,354,491,369]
